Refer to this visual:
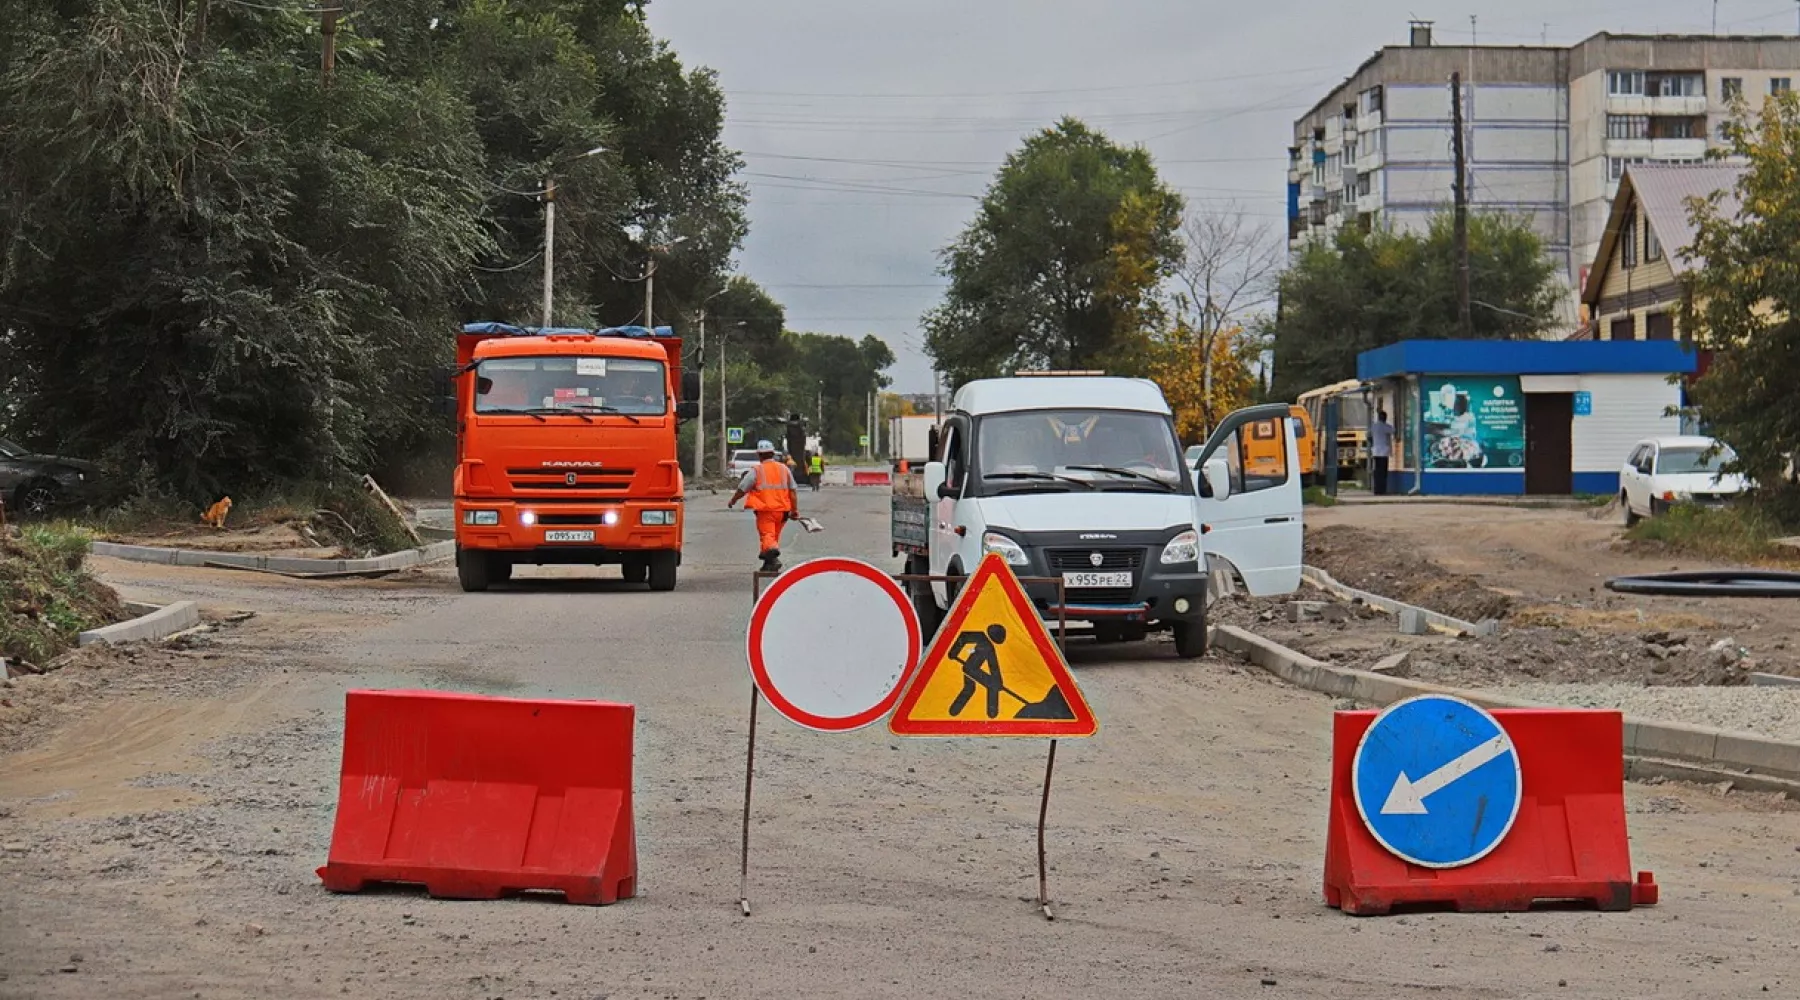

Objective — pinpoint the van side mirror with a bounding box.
[676,400,699,420]
[681,370,701,403]
[937,480,959,500]
[1202,458,1231,501]
[924,460,949,500]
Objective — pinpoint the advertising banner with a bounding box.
[1420,377,1525,470]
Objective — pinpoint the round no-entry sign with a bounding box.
[746,557,921,732]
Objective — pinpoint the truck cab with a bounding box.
[452,323,699,593]
[892,376,1302,658]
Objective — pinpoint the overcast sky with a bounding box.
[646,0,1800,393]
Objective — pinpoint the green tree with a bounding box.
[1269,213,1560,401]
[923,118,1183,385]
[1684,90,1800,507]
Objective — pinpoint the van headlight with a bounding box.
[982,532,1030,566]
[463,509,500,526]
[1160,529,1200,565]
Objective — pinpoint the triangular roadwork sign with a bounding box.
[889,552,1097,738]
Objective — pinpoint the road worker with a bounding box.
[727,439,800,573]
[808,452,824,491]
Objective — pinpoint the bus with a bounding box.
[1297,379,1373,482]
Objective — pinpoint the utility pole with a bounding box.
[693,308,706,477]
[816,382,824,440]
[933,370,942,423]
[320,5,339,87]
[540,177,555,327]
[643,259,656,330]
[718,327,729,473]
[1451,71,1473,338]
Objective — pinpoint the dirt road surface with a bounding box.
[4,493,1800,998]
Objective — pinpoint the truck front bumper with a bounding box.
[455,498,682,560]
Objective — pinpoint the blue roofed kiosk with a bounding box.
[1355,340,1698,496]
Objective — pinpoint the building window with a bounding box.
[1645,313,1675,341]
[1653,117,1696,139]
[1622,216,1639,269]
[1608,71,1646,96]
[1360,86,1384,116]
[1610,316,1636,341]
[1652,74,1704,98]
[1313,160,1325,187]
[1608,157,1646,181]
[1774,78,1793,95]
[1607,115,1649,139]
[1344,138,1358,164]
[1646,223,1663,262]
[1722,77,1743,100]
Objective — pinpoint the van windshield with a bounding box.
[976,409,1185,493]
[475,356,666,416]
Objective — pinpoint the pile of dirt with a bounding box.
[0,642,214,755]
[1306,524,1514,623]
[1212,591,1784,689]
[1,526,126,667]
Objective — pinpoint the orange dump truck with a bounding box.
[451,322,699,592]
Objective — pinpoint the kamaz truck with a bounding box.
[450,322,699,593]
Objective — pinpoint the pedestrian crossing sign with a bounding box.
[888,553,1097,738]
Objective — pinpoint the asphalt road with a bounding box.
[2,488,1799,998]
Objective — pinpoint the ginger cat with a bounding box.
[201,496,233,529]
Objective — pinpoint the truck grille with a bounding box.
[1045,548,1143,571]
[507,468,635,492]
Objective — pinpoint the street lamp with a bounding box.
[718,320,746,474]
[692,283,731,477]
[642,235,690,330]
[541,144,607,327]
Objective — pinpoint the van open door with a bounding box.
[1192,403,1303,596]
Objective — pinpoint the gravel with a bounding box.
[1480,682,1800,742]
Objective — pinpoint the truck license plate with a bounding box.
[1063,571,1132,589]
[544,530,595,543]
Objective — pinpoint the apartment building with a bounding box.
[1287,23,1800,325]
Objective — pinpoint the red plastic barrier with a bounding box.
[317,690,636,905]
[852,470,892,486]
[1324,708,1658,915]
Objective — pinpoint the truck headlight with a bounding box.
[463,509,500,526]
[641,509,675,525]
[602,510,621,526]
[519,510,537,526]
[982,532,1030,566]
[1160,529,1200,565]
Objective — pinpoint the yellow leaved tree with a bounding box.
[1150,321,1260,445]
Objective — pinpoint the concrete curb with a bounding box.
[91,539,455,576]
[1211,624,1800,786]
[78,601,201,647]
[1300,565,1492,637]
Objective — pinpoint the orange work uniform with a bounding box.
[743,458,797,554]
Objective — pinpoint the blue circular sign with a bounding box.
[1351,695,1522,869]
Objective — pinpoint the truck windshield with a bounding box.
[977,409,1184,493]
[474,356,666,416]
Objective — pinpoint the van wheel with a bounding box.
[907,556,941,636]
[622,559,648,584]
[1621,493,1641,527]
[1172,617,1208,659]
[648,551,678,592]
[456,548,491,593]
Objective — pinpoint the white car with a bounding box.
[1618,436,1750,524]
[729,449,787,475]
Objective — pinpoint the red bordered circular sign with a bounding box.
[746,557,922,732]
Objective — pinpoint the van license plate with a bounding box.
[1063,571,1132,589]
[544,530,595,543]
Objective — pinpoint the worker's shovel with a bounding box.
[795,517,824,534]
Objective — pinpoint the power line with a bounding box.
[722,64,1343,101]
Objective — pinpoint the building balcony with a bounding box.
[1355,191,1381,215]
[1356,111,1384,133]
[1606,94,1708,116]
[1604,137,1707,160]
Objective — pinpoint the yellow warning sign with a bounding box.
[888,553,1097,737]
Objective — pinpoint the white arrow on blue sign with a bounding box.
[1351,694,1522,869]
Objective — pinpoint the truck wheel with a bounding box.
[622,559,649,584]
[456,548,491,593]
[647,551,678,592]
[1172,615,1208,660]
